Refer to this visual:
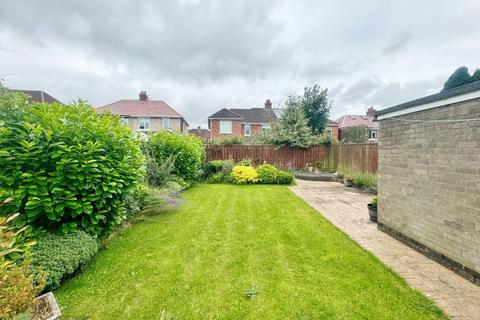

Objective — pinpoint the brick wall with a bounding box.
[210,121,265,139]
[328,126,339,140]
[210,120,242,139]
[378,98,480,276]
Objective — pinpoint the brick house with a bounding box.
[208,99,339,140]
[97,91,188,133]
[326,119,339,139]
[375,80,480,285]
[189,127,211,140]
[336,107,379,141]
[208,99,277,140]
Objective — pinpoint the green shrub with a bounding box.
[149,131,205,182]
[203,160,224,177]
[1,198,36,267]
[0,91,144,236]
[206,173,226,183]
[230,166,258,184]
[371,196,378,208]
[29,231,98,290]
[237,158,253,166]
[316,132,338,146]
[124,183,150,220]
[142,141,175,187]
[277,171,295,185]
[207,137,243,146]
[256,164,279,184]
[352,172,377,190]
[221,160,235,175]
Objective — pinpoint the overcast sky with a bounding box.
[1,0,479,128]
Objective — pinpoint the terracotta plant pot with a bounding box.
[33,292,61,320]
[367,203,377,222]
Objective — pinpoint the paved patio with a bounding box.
[289,180,480,320]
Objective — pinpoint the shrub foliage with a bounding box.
[0,260,45,318]
[256,164,279,184]
[0,91,144,236]
[230,166,258,184]
[149,131,205,182]
[29,231,98,290]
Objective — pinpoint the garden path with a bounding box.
[289,180,480,320]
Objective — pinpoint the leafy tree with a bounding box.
[287,84,331,134]
[442,66,472,91]
[258,106,316,148]
[340,125,369,144]
[471,68,480,82]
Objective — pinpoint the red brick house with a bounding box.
[326,119,339,139]
[335,107,379,142]
[208,99,277,140]
[208,99,340,140]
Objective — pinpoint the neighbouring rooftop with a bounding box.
[11,89,61,104]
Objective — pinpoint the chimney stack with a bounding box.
[139,91,148,101]
[264,99,272,109]
[366,106,376,117]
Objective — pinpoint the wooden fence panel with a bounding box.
[205,143,378,174]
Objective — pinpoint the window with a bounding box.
[139,117,150,130]
[369,129,377,140]
[326,127,333,135]
[262,124,271,130]
[121,117,129,126]
[244,124,251,136]
[163,117,170,129]
[219,120,232,134]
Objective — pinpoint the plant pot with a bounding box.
[344,180,353,187]
[367,203,377,222]
[33,292,61,320]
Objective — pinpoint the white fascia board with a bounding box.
[377,90,480,120]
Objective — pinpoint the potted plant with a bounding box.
[367,196,377,222]
[336,171,345,184]
[343,175,353,187]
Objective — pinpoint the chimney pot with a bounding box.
[366,106,376,117]
[139,91,148,101]
[264,99,272,109]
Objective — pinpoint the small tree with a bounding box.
[341,125,369,144]
[471,68,480,82]
[287,84,331,134]
[442,66,472,91]
[260,106,316,148]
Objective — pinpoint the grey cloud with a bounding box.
[337,78,380,103]
[383,31,412,55]
[1,1,479,127]
[0,0,289,83]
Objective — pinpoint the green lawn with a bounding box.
[56,184,447,319]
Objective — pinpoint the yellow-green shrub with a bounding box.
[230,166,258,184]
[0,260,45,318]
